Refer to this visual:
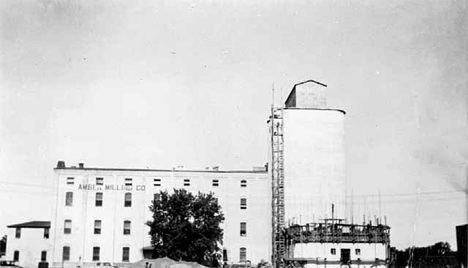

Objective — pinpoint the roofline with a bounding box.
[54,167,267,174]
[285,79,328,106]
[7,221,51,229]
[284,107,346,115]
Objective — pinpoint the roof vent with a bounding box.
[56,161,66,169]
[78,163,84,169]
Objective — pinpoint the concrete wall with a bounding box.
[6,228,52,268]
[283,109,346,223]
[51,168,271,268]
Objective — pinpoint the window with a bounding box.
[241,180,247,187]
[124,193,132,207]
[122,247,130,262]
[125,178,132,187]
[41,251,47,261]
[123,220,131,235]
[212,179,219,187]
[239,247,246,262]
[92,247,100,261]
[95,192,103,207]
[94,220,101,234]
[15,228,21,238]
[331,248,336,255]
[66,177,74,185]
[62,246,70,261]
[240,198,247,210]
[64,220,71,234]
[44,228,50,239]
[240,222,246,237]
[154,178,161,187]
[96,177,104,185]
[13,251,19,261]
[355,248,361,255]
[183,179,190,186]
[65,192,73,206]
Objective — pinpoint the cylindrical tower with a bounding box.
[281,80,346,223]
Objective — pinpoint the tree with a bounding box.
[0,235,6,256]
[147,189,225,264]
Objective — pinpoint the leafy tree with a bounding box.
[147,189,225,264]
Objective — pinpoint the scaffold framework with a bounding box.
[270,105,285,268]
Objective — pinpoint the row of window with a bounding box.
[65,192,132,207]
[65,192,248,209]
[67,177,249,187]
[62,219,247,237]
[12,250,47,262]
[15,228,49,239]
[13,247,247,263]
[67,177,133,186]
[61,246,130,262]
[64,220,131,235]
[330,248,361,255]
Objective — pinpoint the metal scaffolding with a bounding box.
[270,106,285,268]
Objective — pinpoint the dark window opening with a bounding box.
[154,178,161,187]
[95,192,103,207]
[62,246,70,261]
[240,198,247,210]
[239,247,246,262]
[92,247,100,261]
[240,222,246,237]
[44,228,50,239]
[124,193,132,207]
[94,220,101,234]
[65,192,73,206]
[122,247,130,262]
[41,251,47,261]
[212,179,219,187]
[64,220,71,234]
[241,180,247,187]
[123,220,131,235]
[15,228,21,238]
[96,177,104,185]
[13,251,19,261]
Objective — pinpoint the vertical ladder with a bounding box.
[271,106,285,268]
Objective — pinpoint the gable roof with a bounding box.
[7,221,50,229]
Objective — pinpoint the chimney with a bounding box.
[56,161,66,169]
[78,163,84,169]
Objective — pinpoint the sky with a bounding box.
[0,0,467,250]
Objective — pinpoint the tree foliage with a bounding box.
[147,189,224,264]
[391,241,457,268]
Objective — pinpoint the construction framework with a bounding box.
[270,105,285,268]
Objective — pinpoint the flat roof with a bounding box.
[7,221,50,229]
[54,167,267,174]
[283,107,346,115]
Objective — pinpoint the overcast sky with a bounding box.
[0,0,467,250]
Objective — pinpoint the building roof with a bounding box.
[7,221,51,229]
[54,161,268,174]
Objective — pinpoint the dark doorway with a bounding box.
[341,248,351,264]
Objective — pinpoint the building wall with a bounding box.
[283,109,346,223]
[51,168,271,267]
[292,243,388,268]
[6,228,52,268]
